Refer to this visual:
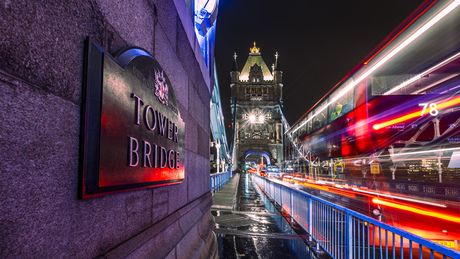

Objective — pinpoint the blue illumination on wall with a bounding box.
[193,0,218,72]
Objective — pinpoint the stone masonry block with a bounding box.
[197,211,215,240]
[176,225,205,259]
[204,172,211,193]
[165,247,177,259]
[196,74,212,108]
[167,176,189,215]
[203,106,211,135]
[126,220,183,259]
[154,23,189,111]
[187,153,205,202]
[0,0,127,105]
[197,126,210,158]
[96,0,155,53]
[105,193,212,259]
[170,62,190,112]
[188,82,205,127]
[152,188,169,223]
[176,23,200,87]
[154,0,178,48]
[184,111,198,153]
[199,231,218,259]
[178,202,204,235]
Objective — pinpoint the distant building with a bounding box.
[230,43,284,170]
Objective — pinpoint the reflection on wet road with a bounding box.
[213,173,310,258]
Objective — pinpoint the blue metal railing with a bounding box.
[210,170,232,194]
[251,174,460,259]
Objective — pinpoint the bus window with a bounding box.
[312,101,328,131]
[299,119,306,136]
[370,74,416,96]
[328,79,354,123]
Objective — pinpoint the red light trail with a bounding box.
[372,198,460,223]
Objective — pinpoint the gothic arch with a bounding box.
[244,150,271,165]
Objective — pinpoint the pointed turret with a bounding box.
[231,52,239,71]
[274,52,281,71]
[230,52,240,84]
[273,52,283,83]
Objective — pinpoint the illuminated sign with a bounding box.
[370,163,380,174]
[80,39,185,198]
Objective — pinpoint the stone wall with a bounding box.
[0,0,216,258]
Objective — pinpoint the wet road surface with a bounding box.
[212,173,311,258]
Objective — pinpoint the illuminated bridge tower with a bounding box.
[231,43,284,170]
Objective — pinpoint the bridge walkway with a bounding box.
[212,172,313,258]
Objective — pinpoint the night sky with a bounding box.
[214,0,425,139]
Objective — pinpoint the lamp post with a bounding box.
[215,140,221,173]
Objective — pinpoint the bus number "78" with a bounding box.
[419,103,438,116]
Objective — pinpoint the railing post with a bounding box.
[347,213,353,259]
[290,189,294,226]
[308,196,312,242]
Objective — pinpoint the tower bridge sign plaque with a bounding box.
[80,39,185,198]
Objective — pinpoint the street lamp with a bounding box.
[259,114,265,123]
[215,140,221,173]
[247,111,266,124]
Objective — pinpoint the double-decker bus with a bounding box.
[284,0,460,248]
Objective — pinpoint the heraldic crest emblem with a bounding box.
[154,69,169,105]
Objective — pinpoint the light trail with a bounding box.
[292,0,460,134]
[352,188,446,208]
[295,180,357,199]
[384,51,460,95]
[372,198,460,223]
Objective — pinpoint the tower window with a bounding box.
[249,64,263,83]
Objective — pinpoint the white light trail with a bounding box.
[391,147,460,156]
[292,0,460,133]
[384,51,460,95]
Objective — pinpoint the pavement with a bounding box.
[212,173,240,211]
[212,173,312,258]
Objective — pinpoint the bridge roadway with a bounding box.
[212,172,314,258]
